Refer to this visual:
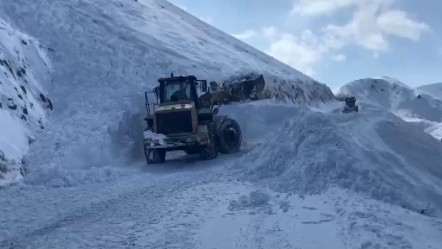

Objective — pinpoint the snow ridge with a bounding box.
[337,77,442,140]
[418,82,442,100]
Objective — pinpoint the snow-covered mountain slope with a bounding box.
[337,77,442,140]
[417,82,442,100]
[0,0,334,184]
[0,17,52,186]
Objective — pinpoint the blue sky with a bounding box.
[168,0,442,88]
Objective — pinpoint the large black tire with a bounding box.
[215,116,242,154]
[199,124,218,160]
[145,148,166,164]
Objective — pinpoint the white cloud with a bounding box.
[266,31,324,76]
[332,54,347,62]
[200,17,213,24]
[292,0,395,17]
[292,0,357,16]
[235,26,324,75]
[377,10,429,41]
[323,5,388,52]
[262,26,279,41]
[320,1,428,53]
[233,0,429,76]
[232,30,259,40]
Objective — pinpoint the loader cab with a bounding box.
[157,75,208,107]
[144,74,212,134]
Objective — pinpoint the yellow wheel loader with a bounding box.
[143,74,243,164]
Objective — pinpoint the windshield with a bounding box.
[162,79,192,102]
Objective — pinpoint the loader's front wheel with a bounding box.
[145,148,166,164]
[199,143,217,160]
[199,124,218,160]
[216,117,242,154]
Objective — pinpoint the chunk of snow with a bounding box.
[143,130,166,145]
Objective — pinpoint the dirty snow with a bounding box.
[143,130,167,145]
[0,17,52,185]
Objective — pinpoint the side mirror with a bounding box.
[201,80,208,92]
[212,107,219,115]
[154,86,159,98]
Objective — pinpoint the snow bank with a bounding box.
[235,104,442,216]
[0,17,52,186]
[0,0,335,186]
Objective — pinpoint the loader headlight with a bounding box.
[183,104,193,109]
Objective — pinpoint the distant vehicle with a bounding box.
[336,95,359,113]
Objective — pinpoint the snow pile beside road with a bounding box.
[0,17,52,186]
[237,104,442,216]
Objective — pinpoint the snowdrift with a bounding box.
[0,17,52,186]
[337,77,442,140]
[0,0,335,186]
[233,102,442,216]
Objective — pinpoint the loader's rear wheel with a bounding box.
[216,117,242,154]
[199,124,218,160]
[145,148,166,164]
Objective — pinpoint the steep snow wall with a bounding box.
[0,17,52,186]
[0,0,335,185]
[337,77,442,140]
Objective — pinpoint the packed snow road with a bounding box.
[0,154,344,249]
[1,156,441,249]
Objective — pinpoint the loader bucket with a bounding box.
[210,90,242,105]
[224,74,266,101]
